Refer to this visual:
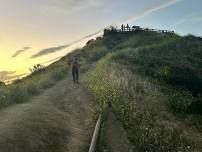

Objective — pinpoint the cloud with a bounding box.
[0,71,27,82]
[31,30,102,58]
[121,0,183,23]
[12,47,31,57]
[31,45,69,58]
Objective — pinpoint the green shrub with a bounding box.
[0,81,5,86]
[25,80,40,95]
[188,95,202,114]
[0,87,9,107]
[8,84,29,103]
[29,64,44,73]
[168,90,194,113]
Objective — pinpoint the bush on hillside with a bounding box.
[8,84,29,103]
[30,64,44,74]
[25,79,40,95]
[168,90,194,113]
[0,81,5,86]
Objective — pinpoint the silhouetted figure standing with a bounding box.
[71,58,79,84]
[121,24,124,31]
[126,24,130,31]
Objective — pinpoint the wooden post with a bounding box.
[88,116,102,152]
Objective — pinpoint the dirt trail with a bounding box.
[105,110,134,152]
[0,73,96,152]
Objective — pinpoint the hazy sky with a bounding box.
[0,0,202,81]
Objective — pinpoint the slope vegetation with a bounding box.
[84,30,202,151]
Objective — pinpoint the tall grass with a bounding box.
[86,55,201,151]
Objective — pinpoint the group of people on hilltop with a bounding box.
[121,24,130,31]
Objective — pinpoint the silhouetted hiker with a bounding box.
[126,24,130,31]
[71,58,79,84]
[121,24,124,31]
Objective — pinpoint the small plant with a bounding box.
[0,81,5,87]
[168,90,194,113]
[0,88,9,107]
[30,64,44,73]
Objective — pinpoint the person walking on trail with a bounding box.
[71,58,79,84]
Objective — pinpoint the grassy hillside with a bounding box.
[0,55,70,108]
[111,33,202,114]
[0,29,202,151]
[84,30,202,151]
